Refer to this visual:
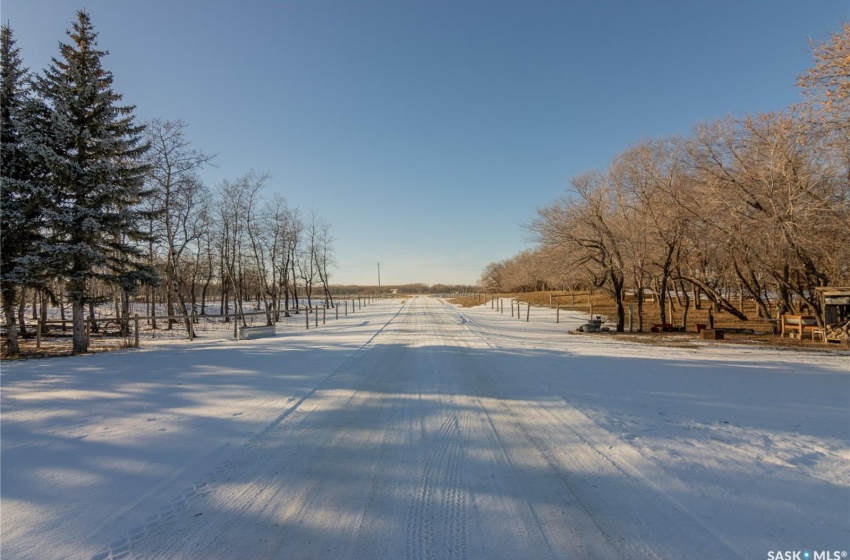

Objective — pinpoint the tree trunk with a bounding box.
[655,278,668,329]
[686,276,748,321]
[291,262,300,312]
[679,279,690,331]
[59,284,67,331]
[89,301,99,334]
[72,298,87,354]
[3,291,20,356]
[166,266,176,330]
[170,262,194,338]
[121,289,130,337]
[39,291,48,335]
[637,285,644,332]
[17,288,27,338]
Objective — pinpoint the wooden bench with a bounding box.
[780,314,819,340]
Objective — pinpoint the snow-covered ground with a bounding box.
[2,296,848,559]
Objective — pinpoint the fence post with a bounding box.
[37,317,42,349]
[306,307,309,330]
[557,302,560,324]
[511,301,514,317]
[234,314,238,339]
[335,305,338,320]
[526,303,530,322]
[134,314,140,348]
[315,307,319,327]
[345,300,348,316]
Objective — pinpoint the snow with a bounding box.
[2,296,848,559]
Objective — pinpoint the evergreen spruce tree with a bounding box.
[1,23,45,357]
[33,10,156,354]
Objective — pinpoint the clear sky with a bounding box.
[3,1,847,285]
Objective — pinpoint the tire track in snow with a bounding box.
[518,391,745,559]
[405,407,468,560]
[440,297,741,559]
[442,297,744,559]
[397,298,470,560]
[90,303,409,560]
[425,298,587,559]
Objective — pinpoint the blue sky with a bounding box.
[3,1,847,285]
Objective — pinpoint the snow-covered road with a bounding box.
[2,296,848,559]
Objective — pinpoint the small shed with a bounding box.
[815,287,850,324]
[814,287,850,342]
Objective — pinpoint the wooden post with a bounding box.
[234,314,238,339]
[134,314,140,348]
[306,307,310,330]
[589,302,594,321]
[526,303,530,322]
[511,301,514,317]
[323,307,326,325]
[315,307,319,328]
[345,300,348,316]
[557,302,560,324]
[335,305,339,320]
[36,318,42,349]
[629,304,634,333]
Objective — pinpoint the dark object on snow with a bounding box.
[577,316,604,333]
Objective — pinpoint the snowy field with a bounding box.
[2,296,848,559]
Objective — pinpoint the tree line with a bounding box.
[481,24,850,332]
[1,11,336,356]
